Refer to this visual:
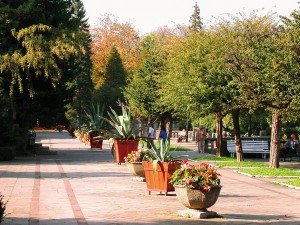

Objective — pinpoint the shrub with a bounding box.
[0,146,15,161]
[0,193,6,223]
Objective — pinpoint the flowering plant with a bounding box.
[170,160,221,191]
[124,148,149,163]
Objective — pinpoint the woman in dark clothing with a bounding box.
[159,125,167,142]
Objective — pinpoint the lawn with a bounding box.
[283,178,300,187]
[194,156,267,168]
[239,167,300,177]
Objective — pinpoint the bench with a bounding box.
[227,140,270,159]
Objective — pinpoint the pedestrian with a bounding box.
[159,124,167,142]
[147,123,155,149]
[197,125,207,153]
[283,134,299,161]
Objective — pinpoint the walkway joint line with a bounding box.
[29,158,40,225]
[55,159,88,225]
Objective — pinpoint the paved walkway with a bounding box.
[0,132,300,225]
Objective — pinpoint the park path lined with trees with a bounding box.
[1,1,300,170]
[0,132,300,224]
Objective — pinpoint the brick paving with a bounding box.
[0,132,300,225]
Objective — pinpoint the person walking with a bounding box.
[283,134,299,161]
[197,125,207,153]
[147,123,155,149]
[159,124,167,142]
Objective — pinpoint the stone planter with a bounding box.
[126,162,145,177]
[174,185,222,210]
[143,161,180,196]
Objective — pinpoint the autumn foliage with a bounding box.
[90,14,140,89]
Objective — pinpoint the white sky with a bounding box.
[81,0,300,35]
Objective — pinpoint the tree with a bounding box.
[0,0,92,133]
[225,12,300,168]
[125,34,164,119]
[94,46,127,111]
[159,29,238,157]
[64,0,93,125]
[90,14,140,90]
[189,2,203,31]
[125,29,183,138]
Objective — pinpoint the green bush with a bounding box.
[0,146,15,161]
[0,193,6,223]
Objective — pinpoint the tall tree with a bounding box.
[189,2,203,31]
[226,12,300,168]
[90,14,140,90]
[0,0,92,132]
[95,46,127,111]
[64,0,93,125]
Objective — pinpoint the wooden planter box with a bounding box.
[114,140,139,164]
[142,161,180,196]
[89,131,103,150]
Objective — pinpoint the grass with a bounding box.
[170,146,191,151]
[194,155,234,161]
[239,167,300,177]
[194,156,267,168]
[283,178,300,187]
[214,161,267,168]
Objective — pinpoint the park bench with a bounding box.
[227,140,270,159]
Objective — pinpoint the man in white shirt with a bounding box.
[147,123,155,149]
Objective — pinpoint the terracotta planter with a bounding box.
[114,140,139,164]
[174,185,222,210]
[89,131,103,150]
[142,161,180,196]
[126,162,145,177]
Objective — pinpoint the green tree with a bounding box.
[64,0,93,125]
[0,0,92,134]
[189,2,203,31]
[125,34,163,120]
[94,46,127,112]
[226,12,300,168]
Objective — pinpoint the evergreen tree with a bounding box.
[64,0,93,125]
[189,2,203,31]
[94,46,127,112]
[0,0,92,134]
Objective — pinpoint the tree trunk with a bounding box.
[232,109,244,162]
[269,111,281,168]
[215,112,222,157]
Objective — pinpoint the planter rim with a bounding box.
[114,139,139,141]
[125,162,143,164]
[174,185,222,189]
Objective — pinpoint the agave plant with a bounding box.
[103,104,140,140]
[148,139,187,172]
[85,102,106,131]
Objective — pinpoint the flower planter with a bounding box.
[89,131,103,150]
[114,140,139,164]
[126,162,145,177]
[174,185,222,210]
[142,161,180,196]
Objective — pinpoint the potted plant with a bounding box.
[142,139,186,196]
[170,160,221,210]
[124,147,150,177]
[85,103,106,150]
[101,104,141,164]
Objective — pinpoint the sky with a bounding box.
[81,0,300,35]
